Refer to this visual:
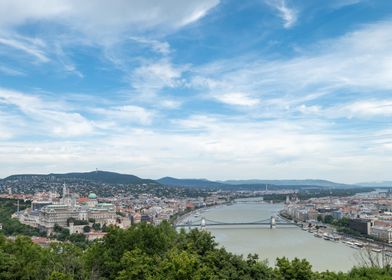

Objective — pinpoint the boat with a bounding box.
[371,248,382,253]
[343,240,353,246]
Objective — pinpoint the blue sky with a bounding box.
[0,0,392,183]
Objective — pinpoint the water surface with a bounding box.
[184,202,360,272]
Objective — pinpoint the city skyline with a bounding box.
[1,0,392,183]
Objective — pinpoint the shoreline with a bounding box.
[176,201,391,256]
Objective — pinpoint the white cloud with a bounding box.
[266,0,298,29]
[0,0,220,39]
[130,37,171,55]
[160,100,182,109]
[0,0,68,28]
[191,20,392,115]
[0,35,49,62]
[131,59,185,93]
[213,92,260,106]
[1,113,389,182]
[332,100,392,118]
[53,43,84,78]
[0,88,94,137]
[92,105,155,125]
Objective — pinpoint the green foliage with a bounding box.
[1,222,392,279]
[0,198,45,236]
[92,223,101,231]
[324,215,334,224]
[53,224,70,241]
[67,218,88,226]
[275,257,313,280]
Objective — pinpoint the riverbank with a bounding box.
[193,202,360,271]
[280,209,392,258]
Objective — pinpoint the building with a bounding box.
[88,203,116,225]
[348,219,373,235]
[30,190,116,235]
[38,204,82,234]
[371,226,392,243]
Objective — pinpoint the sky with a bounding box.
[0,0,392,183]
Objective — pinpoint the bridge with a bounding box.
[233,200,265,204]
[175,215,299,229]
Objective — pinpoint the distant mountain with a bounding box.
[1,171,362,189]
[220,179,353,188]
[3,171,158,185]
[357,181,392,187]
[156,177,353,189]
[157,177,226,188]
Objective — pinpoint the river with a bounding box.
[180,202,362,272]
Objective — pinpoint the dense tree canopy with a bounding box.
[1,222,392,279]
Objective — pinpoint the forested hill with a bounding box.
[158,177,357,189]
[157,177,227,188]
[222,179,354,188]
[2,171,159,185]
[2,171,361,189]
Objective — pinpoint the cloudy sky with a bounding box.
[0,0,392,182]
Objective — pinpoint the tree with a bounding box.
[275,257,313,280]
[66,217,75,226]
[324,215,334,224]
[317,215,323,222]
[92,223,101,231]
[48,272,73,280]
[116,248,157,280]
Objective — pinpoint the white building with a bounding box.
[371,226,392,243]
[33,190,116,235]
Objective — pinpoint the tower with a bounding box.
[270,216,276,229]
[201,217,206,229]
[62,183,67,198]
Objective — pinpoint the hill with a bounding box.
[3,170,158,185]
[157,177,227,188]
[221,179,353,188]
[158,177,355,189]
[357,181,392,187]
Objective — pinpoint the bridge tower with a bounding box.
[201,217,206,229]
[270,216,276,229]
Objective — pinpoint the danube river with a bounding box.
[183,202,361,272]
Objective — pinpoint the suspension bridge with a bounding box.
[175,215,300,229]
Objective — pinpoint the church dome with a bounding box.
[88,193,97,199]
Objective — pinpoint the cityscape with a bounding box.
[1,0,392,279]
[2,171,392,256]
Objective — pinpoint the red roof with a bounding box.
[78,197,89,203]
